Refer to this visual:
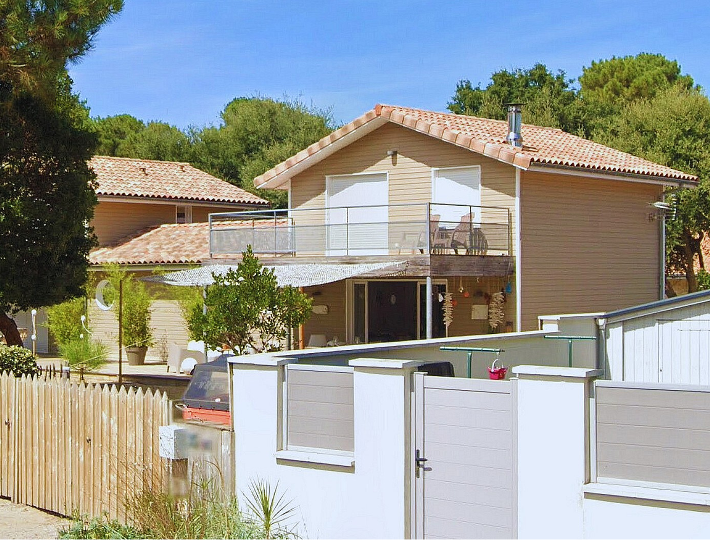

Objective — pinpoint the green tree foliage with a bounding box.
[579,53,694,109]
[579,53,696,137]
[448,63,584,133]
[0,0,123,99]
[598,85,710,292]
[93,113,145,155]
[192,96,334,207]
[0,1,122,346]
[93,116,192,161]
[104,265,154,348]
[93,97,334,208]
[188,247,312,354]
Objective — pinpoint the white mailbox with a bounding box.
[159,425,190,460]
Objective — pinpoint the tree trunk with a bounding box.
[683,229,700,293]
[0,312,23,346]
[665,280,678,298]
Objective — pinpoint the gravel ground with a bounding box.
[0,498,69,539]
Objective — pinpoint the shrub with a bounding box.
[45,297,86,347]
[58,513,147,539]
[188,247,311,354]
[0,344,39,377]
[59,339,108,371]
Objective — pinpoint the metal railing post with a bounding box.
[208,214,213,257]
[426,203,431,254]
[543,335,597,367]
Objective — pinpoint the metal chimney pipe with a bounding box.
[506,103,523,148]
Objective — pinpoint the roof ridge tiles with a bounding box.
[93,155,192,166]
[254,103,698,188]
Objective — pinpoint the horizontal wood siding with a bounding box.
[520,171,662,331]
[93,202,175,246]
[93,201,242,246]
[596,384,710,487]
[192,205,244,222]
[287,367,354,452]
[88,299,188,362]
[290,123,516,254]
[302,281,347,347]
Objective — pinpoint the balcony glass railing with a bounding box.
[209,203,511,258]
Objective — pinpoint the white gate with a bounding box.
[414,373,517,538]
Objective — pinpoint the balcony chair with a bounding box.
[451,212,488,255]
[418,214,450,254]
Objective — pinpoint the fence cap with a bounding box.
[229,353,297,367]
[349,358,424,370]
[512,365,602,380]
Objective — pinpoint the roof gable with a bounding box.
[254,104,697,189]
[91,156,269,206]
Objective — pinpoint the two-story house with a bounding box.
[205,104,695,347]
[26,156,268,355]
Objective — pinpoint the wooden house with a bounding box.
[207,104,696,346]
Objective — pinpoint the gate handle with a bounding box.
[415,449,431,477]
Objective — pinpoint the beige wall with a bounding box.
[519,171,663,331]
[93,200,246,246]
[303,281,347,346]
[290,123,516,252]
[89,298,189,362]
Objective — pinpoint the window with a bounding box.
[432,166,481,228]
[176,205,192,224]
[326,173,388,255]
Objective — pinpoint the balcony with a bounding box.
[209,203,512,266]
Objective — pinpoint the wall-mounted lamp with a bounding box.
[648,201,674,221]
[386,149,398,157]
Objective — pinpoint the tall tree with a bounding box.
[93,114,145,155]
[447,63,584,134]
[579,53,696,137]
[192,96,334,207]
[0,1,123,346]
[597,84,710,292]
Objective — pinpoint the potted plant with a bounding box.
[122,279,155,365]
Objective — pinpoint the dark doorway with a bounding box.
[367,281,417,342]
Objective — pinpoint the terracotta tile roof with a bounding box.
[89,219,289,266]
[91,156,269,206]
[255,104,697,188]
[90,222,210,265]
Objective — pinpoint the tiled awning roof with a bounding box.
[90,222,210,265]
[254,104,697,188]
[91,156,269,206]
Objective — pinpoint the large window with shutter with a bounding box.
[326,173,388,255]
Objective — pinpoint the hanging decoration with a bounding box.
[488,291,506,330]
[442,292,454,328]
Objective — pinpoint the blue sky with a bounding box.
[68,0,710,130]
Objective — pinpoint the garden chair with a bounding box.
[451,212,488,255]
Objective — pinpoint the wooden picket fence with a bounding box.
[0,372,170,521]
